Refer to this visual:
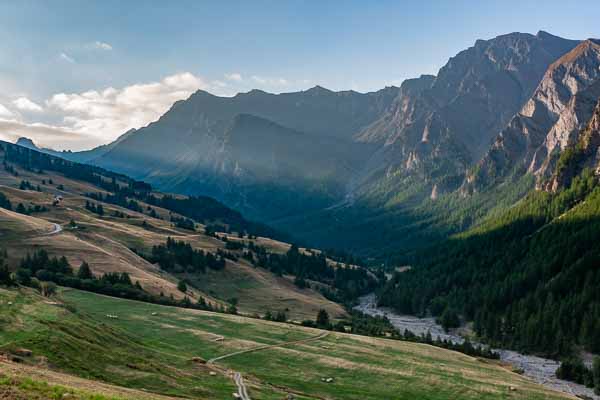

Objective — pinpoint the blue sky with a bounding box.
[0,0,599,150]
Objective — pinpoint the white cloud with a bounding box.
[0,103,14,118]
[225,72,243,82]
[251,76,289,86]
[40,72,208,148]
[212,80,228,88]
[0,118,93,150]
[0,71,310,151]
[59,52,75,63]
[91,41,113,51]
[13,97,43,112]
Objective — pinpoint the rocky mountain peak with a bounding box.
[466,37,600,192]
[544,98,600,191]
[15,137,38,149]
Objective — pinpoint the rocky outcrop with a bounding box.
[356,31,579,194]
[466,39,600,192]
[544,98,600,191]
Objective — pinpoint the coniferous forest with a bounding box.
[379,170,600,357]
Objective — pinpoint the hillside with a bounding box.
[0,287,573,400]
[86,87,390,222]
[0,140,353,321]
[56,31,584,258]
[469,39,600,191]
[379,163,600,359]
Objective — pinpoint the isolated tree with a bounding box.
[0,264,12,286]
[316,309,330,328]
[177,280,187,293]
[227,302,238,315]
[0,193,12,210]
[439,308,460,332]
[39,281,57,297]
[119,272,132,286]
[16,203,27,215]
[275,310,287,322]
[77,262,93,280]
[294,275,308,289]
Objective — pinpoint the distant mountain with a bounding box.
[466,39,600,192]
[14,129,137,164]
[356,31,580,199]
[62,31,594,256]
[90,86,391,221]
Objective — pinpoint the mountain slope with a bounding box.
[468,39,600,191]
[89,87,390,221]
[356,31,580,198]
[547,97,600,190]
[0,287,571,400]
[58,31,584,257]
[0,140,354,320]
[379,141,600,359]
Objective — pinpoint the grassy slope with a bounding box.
[0,362,177,400]
[0,158,345,320]
[1,287,571,400]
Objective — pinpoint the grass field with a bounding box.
[0,287,573,400]
[0,157,345,320]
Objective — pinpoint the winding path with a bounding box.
[45,223,62,235]
[233,372,250,400]
[207,331,330,400]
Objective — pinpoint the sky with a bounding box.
[0,0,599,151]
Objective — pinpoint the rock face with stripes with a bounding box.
[466,39,600,192]
[355,31,579,197]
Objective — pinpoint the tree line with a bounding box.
[379,169,600,359]
[138,237,227,273]
[1,249,217,312]
[1,141,278,239]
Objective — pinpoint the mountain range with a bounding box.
[17,30,600,257]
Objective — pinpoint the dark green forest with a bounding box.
[379,169,600,357]
[1,140,279,239]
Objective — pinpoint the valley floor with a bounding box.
[356,294,599,400]
[0,287,574,400]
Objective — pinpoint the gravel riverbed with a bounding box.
[355,294,598,400]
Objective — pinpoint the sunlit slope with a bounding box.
[0,288,573,400]
[0,145,345,320]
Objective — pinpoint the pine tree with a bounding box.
[77,262,93,280]
[316,309,330,328]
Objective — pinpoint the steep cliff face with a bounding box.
[545,98,600,191]
[355,31,579,197]
[355,75,435,145]
[467,39,600,192]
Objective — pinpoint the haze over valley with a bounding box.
[1,2,600,399]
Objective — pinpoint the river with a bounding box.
[355,294,598,399]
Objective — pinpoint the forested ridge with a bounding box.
[379,169,600,357]
[1,140,279,238]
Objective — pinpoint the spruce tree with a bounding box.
[77,262,93,280]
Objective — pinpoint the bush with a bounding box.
[39,281,57,297]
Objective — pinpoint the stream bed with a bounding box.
[355,294,598,399]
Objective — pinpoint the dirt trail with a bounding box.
[233,372,251,400]
[45,223,62,235]
[207,331,329,364]
[208,331,329,400]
